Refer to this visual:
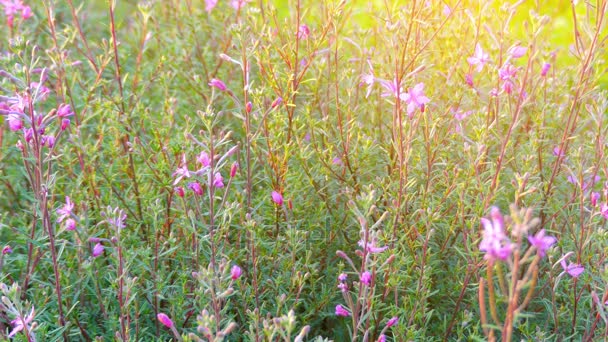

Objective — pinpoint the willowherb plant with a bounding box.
[478,205,557,342]
[0,282,37,340]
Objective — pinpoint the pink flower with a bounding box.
[467,44,491,72]
[508,45,527,59]
[174,186,185,198]
[401,82,430,118]
[213,172,224,188]
[386,316,399,327]
[231,265,242,280]
[527,229,557,257]
[601,203,608,219]
[57,104,74,117]
[65,218,76,231]
[92,243,104,257]
[479,207,512,262]
[208,78,227,91]
[297,24,310,39]
[377,335,386,342]
[245,101,252,113]
[8,307,35,338]
[559,253,584,278]
[358,238,388,254]
[2,245,12,254]
[499,63,518,81]
[230,0,252,10]
[379,78,403,99]
[157,313,174,328]
[1,0,33,27]
[43,135,55,148]
[335,304,350,317]
[188,181,203,196]
[271,190,283,206]
[338,273,347,282]
[590,192,600,207]
[56,196,74,223]
[541,63,551,77]
[7,114,22,131]
[205,0,218,13]
[197,151,211,167]
[360,271,372,286]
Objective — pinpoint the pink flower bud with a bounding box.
[591,192,600,207]
[360,271,372,286]
[386,316,399,327]
[213,172,224,188]
[509,45,527,58]
[61,118,70,131]
[231,265,242,280]
[335,304,350,317]
[271,190,283,206]
[45,135,56,148]
[230,162,239,178]
[541,63,551,77]
[245,101,252,113]
[188,182,203,195]
[271,97,283,108]
[92,243,104,257]
[2,245,12,254]
[16,140,24,151]
[157,313,174,328]
[465,73,474,88]
[174,186,185,198]
[208,78,227,91]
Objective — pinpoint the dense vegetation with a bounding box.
[0,0,607,340]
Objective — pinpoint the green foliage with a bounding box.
[0,0,607,341]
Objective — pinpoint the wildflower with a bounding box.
[31,82,50,102]
[271,97,283,108]
[245,101,252,113]
[559,253,584,278]
[527,229,557,257]
[197,151,211,167]
[230,0,252,10]
[61,118,70,130]
[92,243,104,257]
[402,82,430,118]
[106,207,127,230]
[8,307,35,338]
[360,271,372,286]
[157,313,174,328]
[297,24,310,40]
[2,245,12,254]
[465,73,474,88]
[467,44,490,72]
[1,0,33,27]
[499,63,518,81]
[272,190,283,206]
[591,192,599,207]
[479,207,512,262]
[443,4,452,16]
[174,186,185,198]
[65,218,76,231]
[453,109,473,121]
[57,104,73,118]
[43,135,55,148]
[377,335,386,342]
[386,316,399,327]
[379,78,403,99]
[231,265,242,280]
[208,78,227,91]
[212,172,224,188]
[362,73,375,98]
[24,128,33,143]
[358,238,388,254]
[230,162,239,178]
[7,114,22,131]
[338,273,347,282]
[541,63,551,77]
[601,203,608,219]
[56,196,74,223]
[553,146,565,158]
[332,157,342,165]
[173,155,191,184]
[508,45,527,59]
[205,0,217,13]
[335,304,350,317]
[188,181,203,196]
